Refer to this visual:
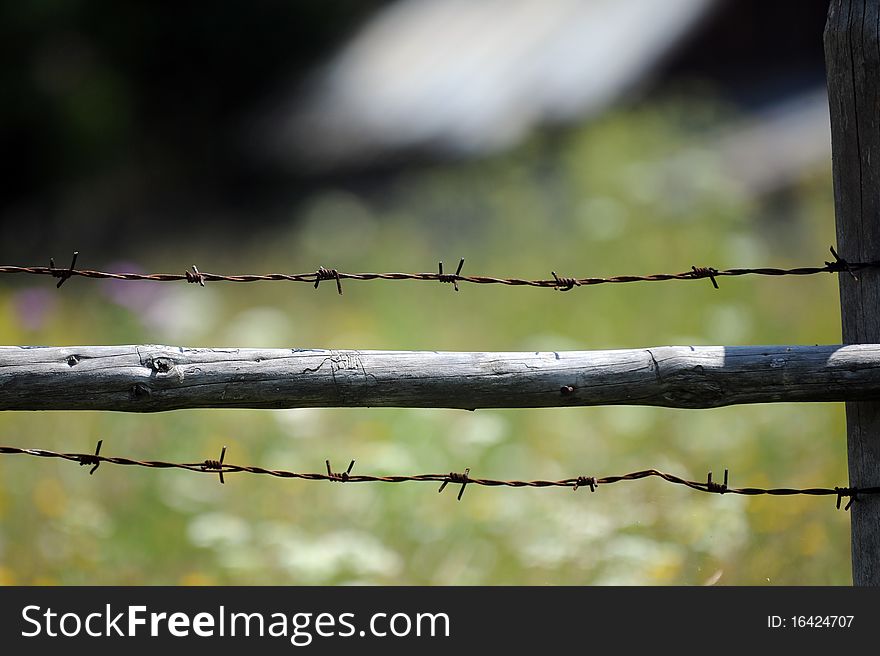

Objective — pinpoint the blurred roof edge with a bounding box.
[263,0,721,170]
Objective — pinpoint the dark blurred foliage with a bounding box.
[0,0,829,258]
[662,0,831,102]
[0,1,387,255]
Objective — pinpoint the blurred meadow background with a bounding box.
[0,0,850,585]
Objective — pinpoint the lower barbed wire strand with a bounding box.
[0,445,874,508]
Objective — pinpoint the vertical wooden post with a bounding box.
[825,0,880,585]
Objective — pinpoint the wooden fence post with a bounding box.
[825,0,880,585]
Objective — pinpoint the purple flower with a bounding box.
[12,287,58,331]
[99,261,164,312]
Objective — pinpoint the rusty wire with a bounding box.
[0,443,875,510]
[0,247,873,294]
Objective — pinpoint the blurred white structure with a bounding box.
[269,0,831,197]
[281,0,717,166]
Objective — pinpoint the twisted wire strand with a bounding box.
[0,248,875,292]
[1,445,875,509]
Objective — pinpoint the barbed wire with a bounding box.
[0,247,872,295]
[0,442,875,510]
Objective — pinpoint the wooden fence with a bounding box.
[0,0,877,585]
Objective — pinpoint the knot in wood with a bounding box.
[150,357,173,373]
[130,383,152,400]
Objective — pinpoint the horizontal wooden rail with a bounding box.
[2,344,880,412]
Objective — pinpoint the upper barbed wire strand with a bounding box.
[0,248,877,292]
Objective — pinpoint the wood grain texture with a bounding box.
[1,344,879,411]
[826,0,880,585]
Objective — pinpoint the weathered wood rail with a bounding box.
[2,344,880,411]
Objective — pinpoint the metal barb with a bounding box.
[573,476,597,492]
[314,266,343,295]
[50,251,79,288]
[845,492,857,511]
[836,487,857,511]
[78,439,103,475]
[202,446,227,484]
[438,258,465,291]
[705,469,729,494]
[438,468,470,500]
[826,246,858,280]
[185,265,205,286]
[551,271,580,291]
[326,459,356,482]
[691,266,719,289]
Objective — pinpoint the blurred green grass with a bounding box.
[0,99,849,585]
